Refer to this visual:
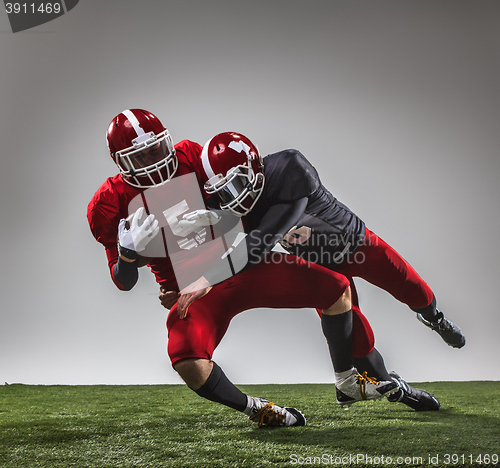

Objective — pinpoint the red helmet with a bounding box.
[106,109,177,188]
[201,132,264,216]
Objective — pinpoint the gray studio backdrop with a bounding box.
[1,0,499,385]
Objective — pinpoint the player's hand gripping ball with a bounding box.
[118,207,160,253]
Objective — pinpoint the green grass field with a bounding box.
[1,381,499,467]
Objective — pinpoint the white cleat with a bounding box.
[248,397,306,428]
[336,370,399,407]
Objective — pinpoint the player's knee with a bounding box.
[173,358,213,390]
[323,286,352,316]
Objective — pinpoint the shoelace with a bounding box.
[250,402,286,428]
[356,372,379,400]
[439,319,454,332]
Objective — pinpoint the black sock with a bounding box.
[194,361,248,412]
[353,348,392,381]
[411,294,441,322]
[321,310,353,373]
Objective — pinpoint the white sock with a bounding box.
[243,396,255,416]
[335,367,356,384]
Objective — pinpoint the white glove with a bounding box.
[178,210,222,229]
[118,207,160,253]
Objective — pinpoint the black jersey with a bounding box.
[243,149,366,268]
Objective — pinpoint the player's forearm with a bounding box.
[245,197,308,265]
[112,255,139,291]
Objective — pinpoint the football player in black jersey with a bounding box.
[178,131,466,411]
[97,110,400,428]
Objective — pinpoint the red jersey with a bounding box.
[87,140,206,291]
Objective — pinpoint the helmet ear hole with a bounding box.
[254,172,265,190]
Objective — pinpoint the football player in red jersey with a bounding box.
[182,131,467,411]
[88,109,401,428]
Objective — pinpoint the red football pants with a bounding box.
[167,252,374,366]
[335,228,434,321]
